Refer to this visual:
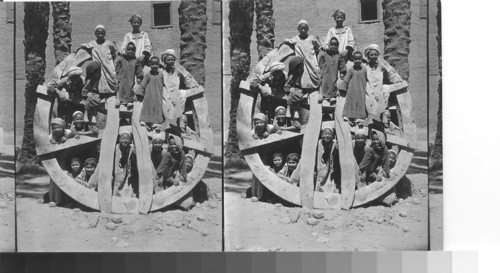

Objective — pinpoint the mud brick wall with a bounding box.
[224,0,435,141]
[0,4,15,132]
[428,0,439,141]
[15,1,222,144]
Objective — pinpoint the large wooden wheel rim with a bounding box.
[237,45,415,210]
[34,52,213,214]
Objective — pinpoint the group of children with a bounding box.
[45,14,200,205]
[251,9,405,200]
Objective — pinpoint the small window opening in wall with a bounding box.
[152,2,171,28]
[360,0,379,23]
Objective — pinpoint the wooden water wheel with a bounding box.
[34,50,213,214]
[237,45,415,210]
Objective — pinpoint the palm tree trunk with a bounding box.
[224,0,254,168]
[254,0,275,61]
[382,0,412,82]
[178,0,207,86]
[430,0,442,168]
[52,2,72,65]
[17,3,50,173]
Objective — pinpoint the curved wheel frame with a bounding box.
[34,52,213,214]
[237,45,415,210]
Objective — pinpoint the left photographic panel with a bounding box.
[0,2,16,252]
[15,1,222,251]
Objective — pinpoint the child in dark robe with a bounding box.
[317,37,347,103]
[358,130,390,186]
[47,67,85,125]
[156,137,187,190]
[353,128,369,165]
[316,128,338,192]
[267,152,285,173]
[113,132,138,197]
[137,56,165,129]
[82,61,103,124]
[340,51,368,123]
[251,113,276,139]
[272,106,301,133]
[49,118,74,144]
[115,42,144,107]
[75,158,98,190]
[150,134,166,170]
[70,111,98,139]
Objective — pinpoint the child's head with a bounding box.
[297,20,309,37]
[352,51,363,67]
[125,42,137,57]
[129,14,142,31]
[321,127,335,143]
[269,70,286,90]
[84,158,97,175]
[274,106,286,124]
[51,118,66,138]
[149,56,160,71]
[370,130,385,152]
[272,152,284,169]
[70,157,82,174]
[332,9,346,26]
[328,37,340,53]
[354,129,366,147]
[167,136,181,156]
[286,153,300,172]
[152,134,164,151]
[94,25,106,42]
[365,44,380,64]
[388,150,397,168]
[185,154,194,173]
[119,131,132,147]
[72,111,85,128]
[384,110,392,126]
[162,49,176,69]
[181,114,188,124]
[252,113,268,133]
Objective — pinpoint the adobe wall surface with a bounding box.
[0,5,14,132]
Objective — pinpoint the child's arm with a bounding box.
[338,56,347,80]
[338,68,353,91]
[108,41,118,61]
[47,78,70,101]
[142,32,152,58]
[135,73,150,98]
[345,27,356,52]
[179,155,188,183]
[120,34,130,54]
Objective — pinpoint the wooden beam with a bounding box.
[97,97,120,213]
[36,136,101,157]
[386,81,408,94]
[131,101,153,214]
[299,91,321,209]
[335,96,357,210]
[183,139,212,155]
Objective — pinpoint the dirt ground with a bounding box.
[224,147,429,251]
[15,142,222,252]
[0,131,15,252]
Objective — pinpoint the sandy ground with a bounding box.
[224,147,429,251]
[16,142,222,252]
[0,131,15,252]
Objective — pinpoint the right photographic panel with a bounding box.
[224,0,435,251]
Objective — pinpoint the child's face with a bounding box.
[371,134,383,151]
[152,139,163,151]
[95,28,106,41]
[353,53,363,66]
[322,130,334,143]
[388,153,397,168]
[85,165,95,175]
[334,13,345,26]
[297,24,309,37]
[126,44,136,57]
[329,39,339,53]
[150,58,160,72]
[164,55,175,69]
[119,134,132,147]
[273,156,283,168]
[181,115,188,124]
[384,110,392,125]
[185,158,194,172]
[254,120,266,132]
[131,18,142,30]
[73,114,84,128]
[287,160,298,171]
[52,124,64,137]
[167,139,181,155]
[355,134,365,147]
[275,109,286,123]
[368,50,379,64]
[71,162,81,173]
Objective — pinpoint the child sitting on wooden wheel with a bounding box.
[272,106,301,134]
[136,56,165,130]
[251,113,277,139]
[150,133,166,170]
[70,111,98,139]
[180,114,199,140]
[113,131,138,197]
[317,37,347,103]
[249,62,288,121]
[277,153,301,186]
[155,136,187,191]
[358,130,391,186]
[49,118,74,144]
[76,158,98,190]
[315,127,339,193]
[353,128,370,165]
[115,42,144,107]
